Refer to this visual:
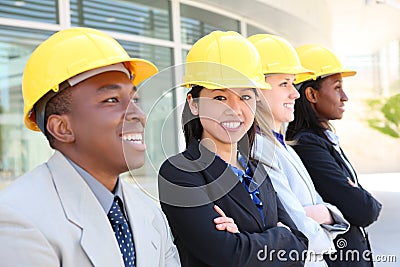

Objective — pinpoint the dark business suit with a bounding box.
[158,139,308,267]
[290,130,382,267]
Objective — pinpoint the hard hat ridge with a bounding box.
[295,44,356,84]
[22,27,158,131]
[182,31,271,90]
[248,33,313,77]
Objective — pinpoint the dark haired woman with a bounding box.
[286,44,382,267]
[158,31,308,267]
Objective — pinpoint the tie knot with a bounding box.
[242,173,259,193]
[108,197,125,225]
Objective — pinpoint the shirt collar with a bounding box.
[324,129,340,146]
[67,158,123,214]
[272,130,287,149]
[215,152,245,181]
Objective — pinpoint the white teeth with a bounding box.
[122,133,143,143]
[222,122,241,129]
[284,103,294,108]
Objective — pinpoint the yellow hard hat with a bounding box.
[248,34,313,77]
[22,27,158,131]
[295,44,356,84]
[182,31,271,90]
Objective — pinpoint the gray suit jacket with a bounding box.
[253,134,349,266]
[0,151,180,267]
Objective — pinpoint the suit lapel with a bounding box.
[258,134,316,201]
[47,151,124,267]
[253,134,279,170]
[280,145,316,196]
[338,147,358,182]
[187,140,265,229]
[221,166,265,229]
[121,183,159,267]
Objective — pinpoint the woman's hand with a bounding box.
[277,222,291,232]
[213,205,240,233]
[347,177,358,187]
[304,204,334,225]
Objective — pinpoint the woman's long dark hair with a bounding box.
[182,85,257,158]
[286,77,331,141]
[182,85,204,145]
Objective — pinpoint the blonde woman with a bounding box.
[158,31,308,267]
[249,34,350,267]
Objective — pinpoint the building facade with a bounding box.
[0,0,398,189]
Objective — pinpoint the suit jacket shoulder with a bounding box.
[0,151,124,266]
[0,151,181,267]
[121,182,180,267]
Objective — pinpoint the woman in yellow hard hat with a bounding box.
[286,44,382,267]
[158,31,308,267]
[249,34,350,267]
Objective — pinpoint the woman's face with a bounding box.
[312,73,348,124]
[263,74,299,131]
[188,88,257,151]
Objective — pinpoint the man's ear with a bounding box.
[46,114,75,143]
[304,86,318,104]
[187,94,199,115]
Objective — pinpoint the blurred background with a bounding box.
[0,0,399,265]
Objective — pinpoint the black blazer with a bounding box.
[158,139,308,267]
[290,131,382,267]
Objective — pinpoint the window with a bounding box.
[0,0,58,24]
[246,23,269,37]
[0,26,54,184]
[119,41,177,177]
[71,0,172,40]
[180,3,240,45]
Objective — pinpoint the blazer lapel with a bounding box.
[223,166,265,229]
[121,183,159,267]
[256,134,316,201]
[253,134,280,170]
[187,140,265,229]
[338,147,358,182]
[280,145,316,196]
[249,160,271,226]
[47,151,124,267]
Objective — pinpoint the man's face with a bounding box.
[67,71,146,180]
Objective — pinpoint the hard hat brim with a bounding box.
[295,68,357,85]
[24,58,158,132]
[125,58,158,86]
[182,80,271,90]
[264,65,314,76]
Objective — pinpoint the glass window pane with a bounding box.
[0,26,54,187]
[71,0,171,40]
[119,40,172,71]
[0,0,58,24]
[246,24,270,37]
[180,4,240,45]
[182,49,189,63]
[121,42,177,178]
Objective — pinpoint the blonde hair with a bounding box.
[255,90,280,146]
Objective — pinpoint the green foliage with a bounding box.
[366,93,400,138]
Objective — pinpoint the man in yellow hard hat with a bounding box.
[0,27,180,267]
